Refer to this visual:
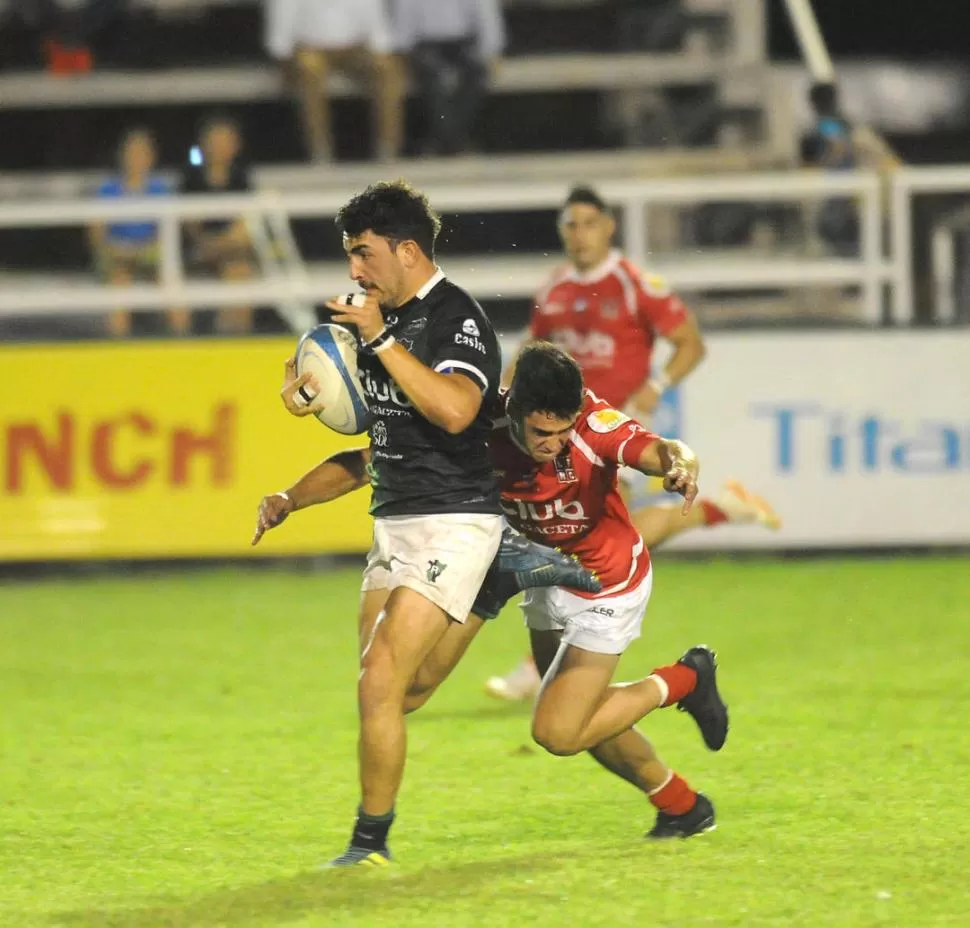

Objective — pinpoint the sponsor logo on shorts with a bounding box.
[426,559,447,583]
[588,606,615,617]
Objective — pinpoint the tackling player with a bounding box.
[405,342,728,838]
[488,184,780,700]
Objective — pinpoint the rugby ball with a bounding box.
[294,324,370,434]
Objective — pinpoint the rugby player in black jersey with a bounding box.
[252,181,597,867]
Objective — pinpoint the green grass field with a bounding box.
[3,557,969,928]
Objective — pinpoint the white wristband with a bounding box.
[275,491,290,503]
[648,372,672,394]
[372,335,397,354]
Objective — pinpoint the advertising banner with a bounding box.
[668,331,970,549]
[0,339,372,559]
[3,331,968,559]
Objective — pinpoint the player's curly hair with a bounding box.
[336,180,442,259]
[508,341,584,422]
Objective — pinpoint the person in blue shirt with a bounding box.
[807,83,900,257]
[88,128,180,337]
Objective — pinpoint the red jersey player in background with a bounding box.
[405,342,728,838]
[487,185,780,699]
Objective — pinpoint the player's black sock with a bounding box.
[350,806,394,850]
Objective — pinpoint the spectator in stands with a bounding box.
[88,128,178,338]
[12,0,129,74]
[807,82,901,256]
[265,0,404,162]
[181,115,257,335]
[391,0,504,156]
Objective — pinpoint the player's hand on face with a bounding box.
[280,356,325,417]
[251,492,295,546]
[326,291,385,344]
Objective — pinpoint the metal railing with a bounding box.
[0,169,894,329]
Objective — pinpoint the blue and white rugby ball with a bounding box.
[294,324,370,435]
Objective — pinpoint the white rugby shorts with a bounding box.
[361,513,503,622]
[520,567,653,655]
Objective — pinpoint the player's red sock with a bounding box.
[649,771,697,816]
[648,662,697,707]
[700,499,729,526]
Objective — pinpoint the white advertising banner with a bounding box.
[662,331,970,549]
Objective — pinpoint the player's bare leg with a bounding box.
[530,629,718,838]
[329,587,452,868]
[631,480,782,547]
[404,614,486,713]
[529,632,727,756]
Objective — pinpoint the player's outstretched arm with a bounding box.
[251,447,371,545]
[635,438,699,515]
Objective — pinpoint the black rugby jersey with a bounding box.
[355,270,502,518]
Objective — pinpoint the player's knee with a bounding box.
[403,685,432,714]
[358,654,406,715]
[531,718,583,757]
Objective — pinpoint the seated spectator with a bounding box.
[181,115,257,336]
[88,128,178,338]
[392,0,504,156]
[806,82,901,256]
[265,0,404,162]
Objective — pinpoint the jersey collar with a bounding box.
[415,266,446,300]
[565,249,622,284]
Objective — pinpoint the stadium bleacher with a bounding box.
[0,0,815,339]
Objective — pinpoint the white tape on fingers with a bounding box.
[335,292,368,308]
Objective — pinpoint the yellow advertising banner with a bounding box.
[0,339,373,559]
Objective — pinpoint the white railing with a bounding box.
[0,170,896,327]
[894,165,970,325]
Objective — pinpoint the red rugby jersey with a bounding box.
[529,250,689,409]
[490,390,658,597]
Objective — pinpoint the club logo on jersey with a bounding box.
[554,452,577,484]
[403,316,428,336]
[573,298,588,313]
[588,409,630,433]
[641,273,671,299]
[426,559,447,583]
[371,420,388,447]
[462,318,480,337]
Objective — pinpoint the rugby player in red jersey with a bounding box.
[487,185,779,700]
[406,341,728,838]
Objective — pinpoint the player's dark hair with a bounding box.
[563,185,610,214]
[336,180,441,260]
[508,342,584,422]
[809,82,840,116]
